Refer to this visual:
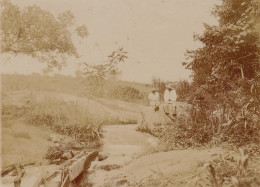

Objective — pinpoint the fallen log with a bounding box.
[43,151,86,183]
[68,151,99,181]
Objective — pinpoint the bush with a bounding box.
[107,86,148,104]
[26,98,102,148]
[155,97,260,151]
[187,149,260,187]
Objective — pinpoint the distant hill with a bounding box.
[1,74,152,105]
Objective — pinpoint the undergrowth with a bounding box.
[25,98,103,148]
[147,103,260,152]
[139,149,260,187]
[187,149,260,187]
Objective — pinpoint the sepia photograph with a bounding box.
[1,0,260,186]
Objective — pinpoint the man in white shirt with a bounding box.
[163,85,177,116]
[149,89,160,111]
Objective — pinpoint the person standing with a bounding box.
[149,89,160,111]
[163,85,177,116]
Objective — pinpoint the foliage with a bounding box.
[107,86,146,103]
[174,80,193,102]
[45,140,86,163]
[185,0,259,87]
[83,47,128,87]
[181,0,260,146]
[25,98,102,147]
[1,0,88,68]
[153,105,215,150]
[187,149,260,187]
[152,101,259,151]
[151,77,166,101]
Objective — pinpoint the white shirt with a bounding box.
[149,92,159,102]
[164,89,177,103]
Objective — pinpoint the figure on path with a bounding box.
[163,85,177,117]
[148,88,160,112]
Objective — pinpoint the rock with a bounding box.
[62,151,74,160]
[138,102,191,133]
[97,154,108,161]
[138,106,172,133]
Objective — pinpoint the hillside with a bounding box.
[1,74,152,104]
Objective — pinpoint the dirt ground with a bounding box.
[2,91,259,187]
[87,124,224,187]
[1,120,53,168]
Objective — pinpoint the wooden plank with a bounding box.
[68,156,86,181]
[84,151,99,170]
[68,151,99,181]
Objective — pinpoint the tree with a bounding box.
[83,48,128,87]
[183,0,260,144]
[184,0,259,104]
[1,0,88,69]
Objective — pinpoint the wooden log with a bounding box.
[84,151,99,170]
[44,151,86,183]
[68,156,86,181]
[68,151,99,181]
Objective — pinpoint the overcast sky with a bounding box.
[1,0,219,83]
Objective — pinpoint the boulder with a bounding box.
[138,102,191,133]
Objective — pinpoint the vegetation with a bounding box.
[151,77,166,101]
[80,47,149,104]
[1,0,87,68]
[2,73,151,105]
[25,98,102,147]
[83,48,128,87]
[142,149,260,187]
[187,149,260,186]
[154,0,260,150]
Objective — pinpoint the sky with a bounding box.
[1,0,219,83]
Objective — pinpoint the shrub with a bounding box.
[26,98,102,147]
[107,86,148,104]
[155,96,260,151]
[187,149,260,187]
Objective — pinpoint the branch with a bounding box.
[235,53,255,61]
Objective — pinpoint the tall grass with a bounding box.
[187,149,260,187]
[25,98,102,148]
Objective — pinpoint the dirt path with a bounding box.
[87,125,228,187]
[88,124,158,186]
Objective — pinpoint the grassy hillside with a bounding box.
[1,73,151,104]
[1,73,152,167]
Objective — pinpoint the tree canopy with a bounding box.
[181,0,260,145]
[1,0,88,68]
[83,48,128,86]
[184,0,260,104]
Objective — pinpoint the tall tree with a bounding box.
[183,0,260,144]
[1,0,88,69]
[184,0,260,104]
